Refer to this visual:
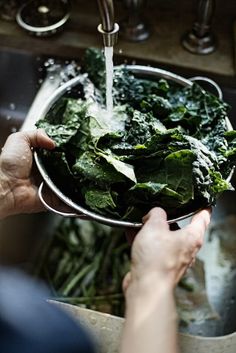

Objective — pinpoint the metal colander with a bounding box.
[34,65,234,228]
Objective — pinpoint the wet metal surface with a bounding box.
[0,49,42,147]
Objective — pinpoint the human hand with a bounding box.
[123,207,211,297]
[0,130,55,218]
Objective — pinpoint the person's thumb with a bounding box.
[24,129,55,150]
[142,207,169,231]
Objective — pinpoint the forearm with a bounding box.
[120,276,178,353]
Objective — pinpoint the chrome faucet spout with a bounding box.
[97,0,119,47]
[97,0,114,32]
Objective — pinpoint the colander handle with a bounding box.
[189,76,223,100]
[38,182,86,218]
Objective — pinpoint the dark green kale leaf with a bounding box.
[36,98,87,148]
[72,151,126,185]
[112,67,170,109]
[84,188,119,217]
[128,150,194,212]
[223,130,236,161]
[186,136,231,204]
[140,95,172,119]
[39,151,79,196]
[36,48,236,222]
[83,47,105,88]
[166,83,229,136]
[164,150,195,204]
[97,150,136,183]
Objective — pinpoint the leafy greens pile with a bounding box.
[36,48,236,221]
[37,218,129,316]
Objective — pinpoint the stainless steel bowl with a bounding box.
[34,65,233,228]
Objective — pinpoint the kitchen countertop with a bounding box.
[0,0,235,86]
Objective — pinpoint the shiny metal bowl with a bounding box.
[34,65,233,228]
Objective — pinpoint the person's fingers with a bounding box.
[184,208,212,247]
[125,208,169,245]
[122,272,132,294]
[23,129,55,150]
[142,207,169,231]
[0,131,55,179]
[1,130,55,161]
[188,208,211,234]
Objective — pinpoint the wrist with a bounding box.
[124,274,177,335]
[121,274,178,353]
[125,272,175,305]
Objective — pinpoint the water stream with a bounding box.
[104,46,114,116]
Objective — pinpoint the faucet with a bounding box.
[97,0,119,47]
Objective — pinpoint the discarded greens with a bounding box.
[37,218,129,316]
[37,217,218,324]
[36,48,236,221]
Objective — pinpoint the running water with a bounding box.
[104,46,114,116]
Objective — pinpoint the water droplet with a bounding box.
[6,115,12,121]
[11,127,17,133]
[48,58,55,65]
[9,103,15,110]
[118,48,123,54]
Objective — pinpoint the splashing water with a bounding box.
[104,46,114,117]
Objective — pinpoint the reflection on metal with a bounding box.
[38,182,79,218]
[97,0,119,46]
[182,0,216,55]
[189,76,222,99]
[120,0,150,42]
[16,0,70,37]
[38,5,50,14]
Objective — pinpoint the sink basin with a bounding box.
[0,48,55,266]
[0,48,42,148]
[0,47,236,341]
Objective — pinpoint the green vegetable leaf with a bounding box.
[36,48,236,222]
[98,151,137,183]
[72,151,126,185]
[164,150,195,204]
[84,189,118,216]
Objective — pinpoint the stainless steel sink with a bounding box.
[0,49,41,148]
[0,48,56,267]
[1,47,236,338]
